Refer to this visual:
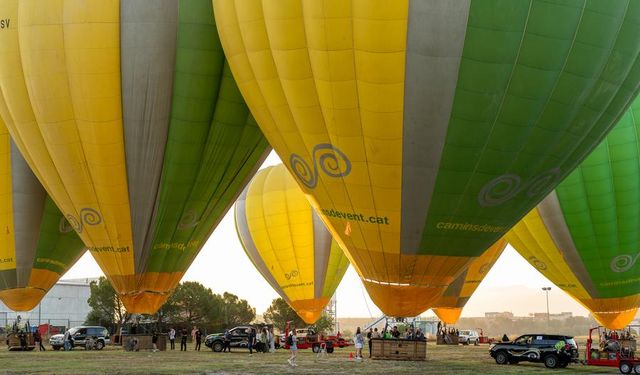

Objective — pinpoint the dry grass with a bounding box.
[0,342,618,374]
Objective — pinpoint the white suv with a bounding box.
[458,329,480,345]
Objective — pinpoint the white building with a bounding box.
[0,278,95,329]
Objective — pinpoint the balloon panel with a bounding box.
[508,97,640,329]
[235,165,349,324]
[0,121,86,311]
[214,0,640,316]
[0,0,270,313]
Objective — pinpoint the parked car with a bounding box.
[489,334,579,368]
[205,325,269,352]
[458,329,480,345]
[49,326,110,350]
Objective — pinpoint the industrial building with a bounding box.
[0,278,95,330]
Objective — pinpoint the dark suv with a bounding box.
[205,326,268,352]
[489,334,578,368]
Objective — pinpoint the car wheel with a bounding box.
[212,341,224,352]
[312,344,320,353]
[633,363,640,374]
[495,351,509,365]
[326,347,334,354]
[544,354,559,369]
[96,340,105,350]
[620,362,633,374]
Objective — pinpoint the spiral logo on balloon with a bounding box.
[478,168,561,207]
[610,253,640,273]
[178,209,199,230]
[80,208,102,226]
[289,144,352,189]
[528,256,547,271]
[285,270,299,280]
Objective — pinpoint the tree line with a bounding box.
[85,277,334,335]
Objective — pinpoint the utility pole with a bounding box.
[542,287,551,323]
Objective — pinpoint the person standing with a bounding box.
[287,328,298,367]
[191,326,197,345]
[168,328,176,350]
[355,327,364,360]
[268,327,275,353]
[367,328,373,358]
[247,327,256,356]
[34,330,45,351]
[223,329,231,353]
[152,331,159,352]
[180,328,188,351]
[63,329,73,351]
[195,328,202,351]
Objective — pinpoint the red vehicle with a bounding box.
[585,326,640,374]
[281,322,350,353]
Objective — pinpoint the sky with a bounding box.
[61,151,592,320]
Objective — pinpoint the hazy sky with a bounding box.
[62,151,591,319]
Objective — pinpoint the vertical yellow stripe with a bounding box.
[0,121,15,271]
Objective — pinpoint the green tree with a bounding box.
[263,298,335,333]
[220,292,256,328]
[160,282,256,332]
[85,277,130,333]
[162,281,216,328]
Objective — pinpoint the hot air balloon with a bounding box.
[432,239,506,325]
[235,165,349,324]
[0,0,270,313]
[507,97,640,329]
[214,0,640,316]
[0,119,86,311]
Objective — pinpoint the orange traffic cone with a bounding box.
[349,352,354,360]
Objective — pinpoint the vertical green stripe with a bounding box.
[147,0,269,273]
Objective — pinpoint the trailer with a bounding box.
[585,325,640,374]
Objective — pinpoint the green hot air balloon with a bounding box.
[508,96,640,329]
[0,119,86,311]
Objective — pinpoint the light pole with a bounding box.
[542,287,551,322]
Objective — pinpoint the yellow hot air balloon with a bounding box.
[0,0,270,313]
[235,165,349,324]
[0,119,86,311]
[507,97,640,329]
[432,239,506,325]
[214,0,640,316]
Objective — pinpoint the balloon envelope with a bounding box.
[214,0,640,316]
[508,97,640,329]
[432,239,506,324]
[236,165,349,324]
[0,120,86,311]
[0,0,270,313]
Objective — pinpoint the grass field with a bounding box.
[0,343,620,374]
